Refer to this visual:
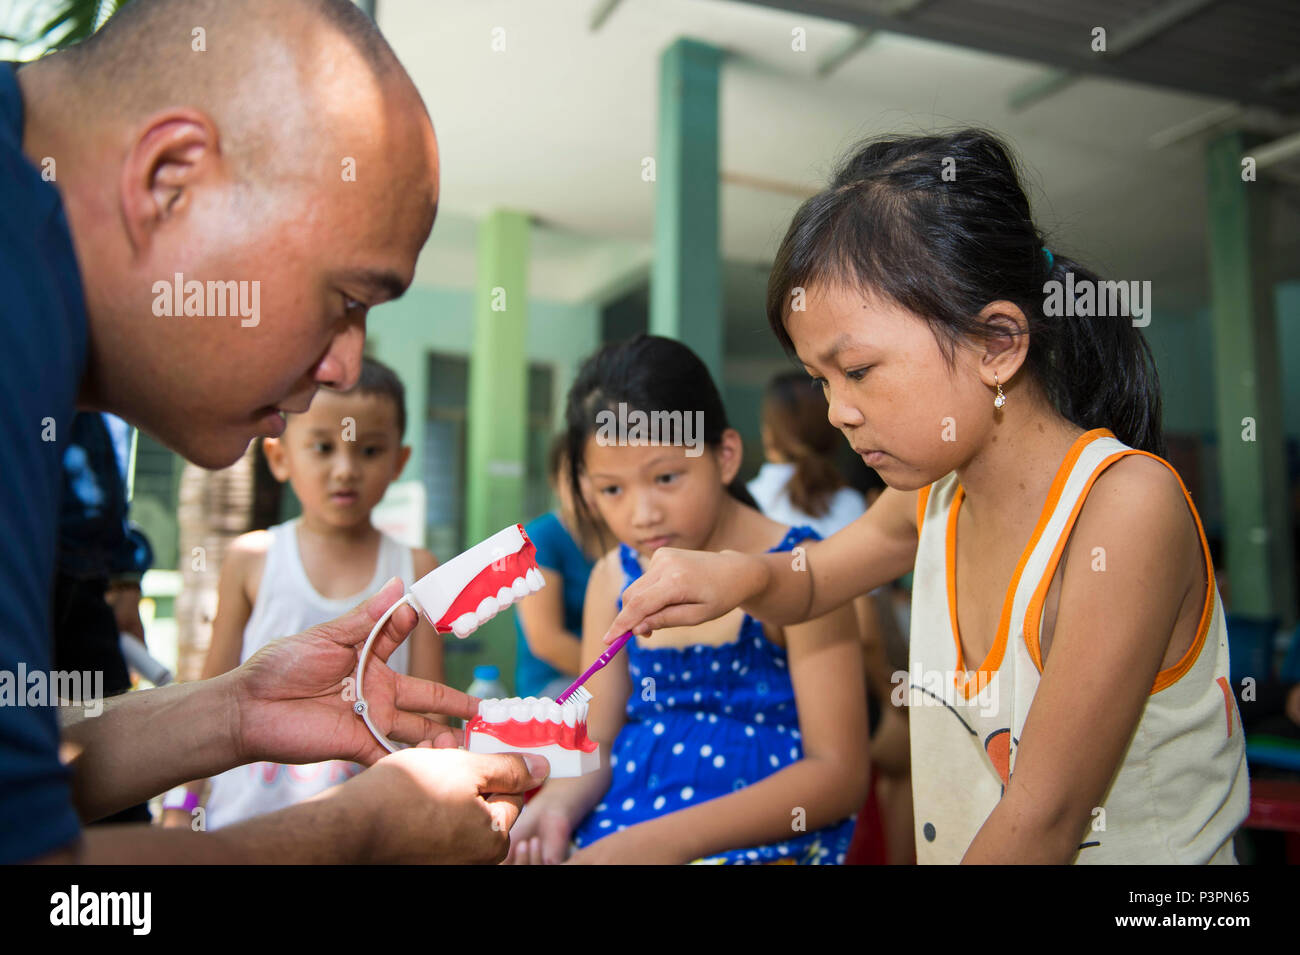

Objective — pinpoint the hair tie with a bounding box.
[1043,247,1054,270]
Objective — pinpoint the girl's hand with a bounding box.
[600,548,768,645]
[503,797,574,864]
[564,826,690,865]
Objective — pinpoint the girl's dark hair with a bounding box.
[762,371,847,518]
[564,335,757,539]
[765,128,1164,456]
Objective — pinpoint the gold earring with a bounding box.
[993,373,1006,409]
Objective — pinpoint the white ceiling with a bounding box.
[382,0,1298,312]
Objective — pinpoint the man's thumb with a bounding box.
[365,577,407,619]
[522,754,550,781]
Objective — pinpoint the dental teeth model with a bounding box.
[353,524,546,753]
[465,686,599,777]
[407,523,545,638]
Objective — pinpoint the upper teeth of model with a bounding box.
[476,695,588,725]
[450,571,545,638]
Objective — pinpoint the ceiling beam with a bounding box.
[1250,129,1300,170]
[815,28,876,78]
[589,0,624,33]
[1008,69,1076,112]
[1008,0,1219,112]
[1146,102,1244,149]
[737,0,1295,114]
[722,170,818,199]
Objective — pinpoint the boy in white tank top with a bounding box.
[162,359,443,830]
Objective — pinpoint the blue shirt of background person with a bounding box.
[59,412,153,581]
[0,61,91,863]
[513,437,605,699]
[514,511,594,698]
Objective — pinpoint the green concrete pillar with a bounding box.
[464,209,530,689]
[371,340,426,487]
[1206,132,1295,627]
[649,38,724,381]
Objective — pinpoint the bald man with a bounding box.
[2,0,548,864]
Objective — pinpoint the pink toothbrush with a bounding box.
[555,632,633,704]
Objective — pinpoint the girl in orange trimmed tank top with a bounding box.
[598,128,1249,863]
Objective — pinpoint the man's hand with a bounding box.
[337,744,551,864]
[232,577,476,766]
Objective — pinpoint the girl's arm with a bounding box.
[515,566,581,674]
[603,484,920,641]
[963,457,1202,863]
[506,552,628,863]
[406,548,445,688]
[572,599,870,864]
[160,534,260,827]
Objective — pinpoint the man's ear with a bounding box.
[120,109,221,254]
[262,436,290,482]
[715,428,744,486]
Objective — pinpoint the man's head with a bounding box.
[19,0,439,468]
[262,356,410,529]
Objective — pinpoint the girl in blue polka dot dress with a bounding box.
[505,335,867,865]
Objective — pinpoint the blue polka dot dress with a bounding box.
[572,526,856,864]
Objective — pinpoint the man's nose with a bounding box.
[314,318,365,391]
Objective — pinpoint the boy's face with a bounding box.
[786,281,992,491]
[582,432,741,556]
[263,388,410,529]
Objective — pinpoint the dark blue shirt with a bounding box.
[514,512,594,698]
[0,61,90,862]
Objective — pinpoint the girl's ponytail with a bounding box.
[1037,252,1165,456]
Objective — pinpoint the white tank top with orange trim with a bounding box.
[907,428,1249,864]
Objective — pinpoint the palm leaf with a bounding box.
[35,0,132,51]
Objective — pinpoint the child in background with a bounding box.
[161,358,443,830]
[507,335,868,864]
[748,370,866,538]
[749,370,910,862]
[603,129,1249,864]
[514,436,606,700]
